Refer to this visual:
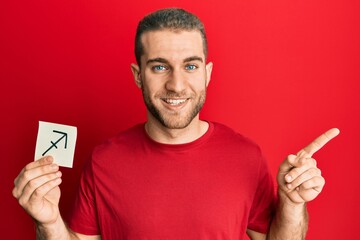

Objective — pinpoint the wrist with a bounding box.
[276,190,308,222]
[269,191,309,240]
[36,216,71,240]
[277,188,306,206]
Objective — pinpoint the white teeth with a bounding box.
[164,99,187,105]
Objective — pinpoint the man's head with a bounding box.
[135,8,208,67]
[131,8,213,130]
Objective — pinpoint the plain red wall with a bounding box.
[2,0,359,239]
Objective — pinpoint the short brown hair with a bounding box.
[135,8,208,66]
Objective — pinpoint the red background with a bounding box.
[1,0,359,239]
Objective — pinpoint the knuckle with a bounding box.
[303,159,313,168]
[287,154,296,161]
[24,162,33,171]
[312,158,317,166]
[319,175,325,183]
[284,155,297,169]
[33,187,45,197]
[305,158,316,167]
[298,157,307,165]
[12,188,19,198]
[313,179,325,190]
[27,179,38,189]
[18,196,27,207]
[13,177,19,186]
[22,171,32,182]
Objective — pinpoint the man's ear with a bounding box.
[205,62,213,87]
[131,63,142,88]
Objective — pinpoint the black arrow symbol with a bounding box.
[42,130,68,156]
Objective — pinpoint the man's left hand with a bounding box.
[277,128,340,204]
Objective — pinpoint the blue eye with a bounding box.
[153,65,167,71]
[185,64,197,71]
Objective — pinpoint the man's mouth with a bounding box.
[162,98,188,106]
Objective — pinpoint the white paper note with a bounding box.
[34,121,77,168]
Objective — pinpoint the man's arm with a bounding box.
[35,216,101,240]
[247,201,308,240]
[267,128,339,239]
[13,156,100,240]
[247,128,339,240]
[267,193,308,239]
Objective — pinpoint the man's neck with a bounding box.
[145,116,209,145]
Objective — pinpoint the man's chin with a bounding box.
[145,100,204,130]
[159,118,193,130]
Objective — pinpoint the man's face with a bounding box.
[132,30,213,129]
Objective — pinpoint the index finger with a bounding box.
[297,128,340,157]
[25,156,54,171]
[14,156,54,183]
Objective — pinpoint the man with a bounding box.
[13,8,339,239]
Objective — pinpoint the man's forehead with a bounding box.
[141,29,203,41]
[140,29,205,60]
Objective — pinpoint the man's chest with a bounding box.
[94,156,257,238]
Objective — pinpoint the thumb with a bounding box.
[279,154,297,174]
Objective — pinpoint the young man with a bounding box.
[13,8,339,240]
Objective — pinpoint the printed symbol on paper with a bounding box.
[35,121,77,168]
[42,130,68,156]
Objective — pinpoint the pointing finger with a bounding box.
[297,128,340,158]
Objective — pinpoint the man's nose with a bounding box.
[165,69,187,93]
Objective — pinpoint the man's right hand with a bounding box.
[12,156,62,225]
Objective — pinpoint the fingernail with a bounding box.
[285,175,292,182]
[287,184,292,189]
[51,164,58,170]
[55,178,62,184]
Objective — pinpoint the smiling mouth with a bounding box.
[162,98,188,106]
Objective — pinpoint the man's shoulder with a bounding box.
[93,123,145,153]
[211,121,257,142]
[210,121,262,152]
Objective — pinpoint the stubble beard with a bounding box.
[141,87,207,129]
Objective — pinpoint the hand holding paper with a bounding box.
[12,121,78,236]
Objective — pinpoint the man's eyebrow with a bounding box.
[146,58,169,65]
[146,56,204,65]
[183,56,203,63]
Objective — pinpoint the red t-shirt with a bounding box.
[68,122,276,239]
